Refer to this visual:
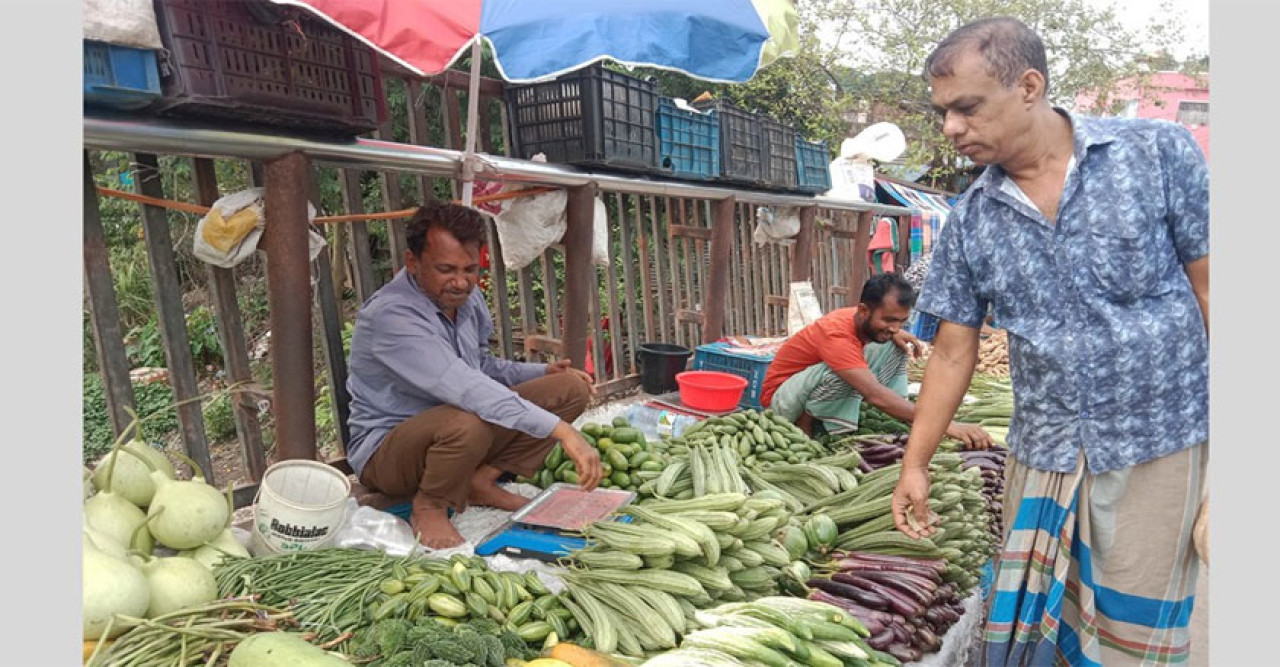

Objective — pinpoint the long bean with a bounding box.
[88,597,295,667]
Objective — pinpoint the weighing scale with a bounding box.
[474,484,636,562]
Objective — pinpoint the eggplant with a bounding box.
[835,551,948,574]
[853,569,941,597]
[835,557,945,583]
[867,629,895,651]
[887,643,924,663]
[889,622,915,645]
[915,626,942,652]
[832,573,925,618]
[807,589,897,625]
[807,578,892,610]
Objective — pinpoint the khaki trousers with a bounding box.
[358,373,590,511]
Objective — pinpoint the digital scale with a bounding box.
[474,484,637,562]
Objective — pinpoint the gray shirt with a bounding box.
[344,270,555,476]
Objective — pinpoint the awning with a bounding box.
[875,178,953,261]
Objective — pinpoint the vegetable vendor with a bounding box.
[759,273,992,448]
[345,202,603,549]
[891,17,1210,666]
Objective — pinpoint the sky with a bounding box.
[1087,0,1208,59]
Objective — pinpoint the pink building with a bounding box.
[1074,71,1209,161]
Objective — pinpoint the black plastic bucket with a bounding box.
[637,342,693,394]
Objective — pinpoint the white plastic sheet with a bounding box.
[84,0,164,49]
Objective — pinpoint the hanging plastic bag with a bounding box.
[194,187,326,269]
[592,197,610,267]
[753,205,801,245]
[493,190,568,271]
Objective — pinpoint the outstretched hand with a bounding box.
[892,465,938,539]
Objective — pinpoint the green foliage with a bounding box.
[82,373,181,461]
[202,391,237,442]
[123,306,224,369]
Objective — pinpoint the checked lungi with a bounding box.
[984,443,1207,666]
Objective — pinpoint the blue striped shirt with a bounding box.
[916,110,1209,473]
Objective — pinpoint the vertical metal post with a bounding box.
[263,151,316,461]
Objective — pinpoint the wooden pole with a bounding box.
[702,197,736,344]
[263,151,316,461]
[562,184,597,368]
[849,211,874,308]
[192,158,267,482]
[83,152,137,439]
[791,206,817,282]
[134,152,214,480]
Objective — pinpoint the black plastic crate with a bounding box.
[692,99,764,185]
[152,0,387,135]
[506,63,658,172]
[760,117,798,190]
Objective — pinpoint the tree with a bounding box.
[802,0,1189,187]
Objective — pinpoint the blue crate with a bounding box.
[692,343,774,409]
[657,98,720,180]
[908,310,940,342]
[795,137,832,193]
[83,40,161,110]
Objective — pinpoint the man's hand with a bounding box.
[553,421,603,491]
[945,421,993,450]
[547,359,597,396]
[892,330,927,360]
[892,465,937,539]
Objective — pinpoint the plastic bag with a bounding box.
[329,499,422,556]
[592,197,609,267]
[193,188,326,269]
[493,190,568,271]
[491,191,609,269]
[753,205,801,245]
[84,0,164,50]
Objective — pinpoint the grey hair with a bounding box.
[924,17,1049,95]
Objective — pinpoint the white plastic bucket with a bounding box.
[251,460,351,554]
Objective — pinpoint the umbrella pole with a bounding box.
[461,40,483,208]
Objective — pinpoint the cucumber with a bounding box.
[611,427,642,444]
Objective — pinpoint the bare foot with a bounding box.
[796,411,815,437]
[411,506,465,549]
[468,465,530,512]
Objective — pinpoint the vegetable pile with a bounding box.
[639,597,900,667]
[975,329,1010,377]
[85,597,305,667]
[655,409,830,467]
[806,552,970,664]
[214,549,569,650]
[560,492,803,657]
[524,416,670,491]
[83,424,247,647]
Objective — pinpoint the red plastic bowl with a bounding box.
[676,371,748,411]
